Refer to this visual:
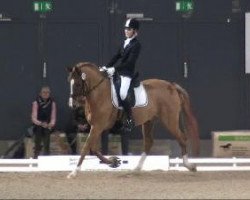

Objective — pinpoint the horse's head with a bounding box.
[67,64,86,107]
[67,62,106,107]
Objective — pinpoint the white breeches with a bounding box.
[120,76,132,100]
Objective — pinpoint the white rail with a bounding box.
[0,159,38,164]
[0,158,38,172]
[0,156,250,172]
[169,157,250,171]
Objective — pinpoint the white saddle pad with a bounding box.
[111,78,148,109]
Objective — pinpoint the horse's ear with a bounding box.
[67,67,73,72]
[75,66,82,75]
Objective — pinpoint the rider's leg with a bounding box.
[119,76,134,131]
[119,76,131,101]
[122,100,134,127]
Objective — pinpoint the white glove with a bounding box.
[99,66,107,72]
[106,67,115,77]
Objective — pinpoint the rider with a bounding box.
[102,18,141,131]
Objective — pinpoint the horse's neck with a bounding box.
[85,70,110,104]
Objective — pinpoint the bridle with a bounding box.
[68,70,106,107]
[83,76,106,96]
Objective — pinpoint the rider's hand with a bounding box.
[106,67,115,77]
[99,66,107,72]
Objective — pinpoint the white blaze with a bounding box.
[69,79,75,107]
[70,79,74,95]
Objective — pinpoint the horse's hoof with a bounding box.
[67,172,75,179]
[190,165,197,172]
[67,167,80,179]
[188,164,197,172]
[108,156,121,168]
[134,166,142,171]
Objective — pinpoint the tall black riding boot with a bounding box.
[122,101,135,132]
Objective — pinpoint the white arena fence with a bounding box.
[1,156,250,172]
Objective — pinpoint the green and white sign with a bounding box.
[219,135,250,141]
[176,0,194,12]
[33,1,53,12]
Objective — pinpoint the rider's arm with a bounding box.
[106,47,122,67]
[115,42,141,70]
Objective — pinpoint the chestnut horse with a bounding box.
[67,62,199,178]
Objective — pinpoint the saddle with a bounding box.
[111,72,148,109]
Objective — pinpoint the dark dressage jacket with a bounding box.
[107,37,141,77]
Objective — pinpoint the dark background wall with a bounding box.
[0,0,250,140]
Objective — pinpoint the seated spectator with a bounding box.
[31,86,56,158]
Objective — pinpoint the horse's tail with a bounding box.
[173,83,200,157]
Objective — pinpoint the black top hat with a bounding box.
[125,18,140,30]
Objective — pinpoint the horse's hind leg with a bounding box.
[142,120,155,154]
[168,125,196,171]
[161,111,196,171]
[135,120,154,171]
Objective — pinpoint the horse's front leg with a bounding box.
[95,151,121,168]
[95,151,111,164]
[67,127,99,179]
[92,132,121,168]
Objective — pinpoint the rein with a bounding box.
[83,76,106,96]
